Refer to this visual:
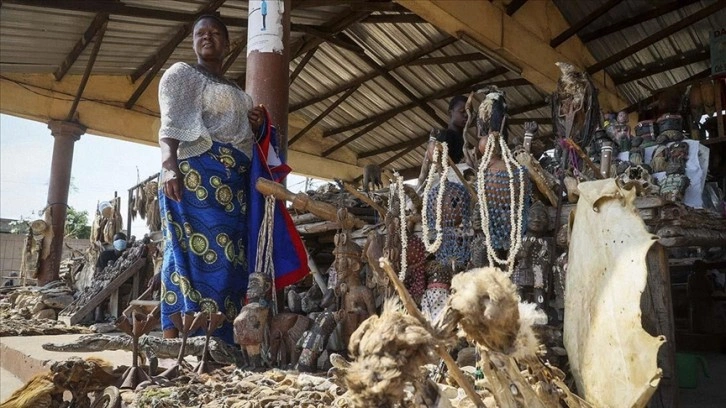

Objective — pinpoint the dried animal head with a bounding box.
[334,299,438,407]
[434,267,544,360]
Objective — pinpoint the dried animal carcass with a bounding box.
[433,267,589,407]
[0,357,120,408]
[551,62,600,163]
[330,300,442,408]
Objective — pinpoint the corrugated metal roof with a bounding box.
[553,0,722,108]
[0,0,717,176]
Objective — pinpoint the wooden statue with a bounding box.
[420,261,452,322]
[650,134,670,173]
[333,209,376,346]
[233,272,272,368]
[268,313,312,368]
[629,136,645,166]
[613,110,631,152]
[234,272,313,368]
[634,120,657,148]
[660,141,691,202]
[296,311,339,372]
[512,201,553,310]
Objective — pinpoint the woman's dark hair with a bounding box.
[448,95,467,112]
[193,14,229,42]
[113,232,127,241]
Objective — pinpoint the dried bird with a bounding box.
[551,62,600,151]
[330,299,442,407]
[434,267,543,360]
[477,86,508,138]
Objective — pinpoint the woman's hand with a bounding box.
[159,137,182,202]
[162,166,183,202]
[248,105,265,131]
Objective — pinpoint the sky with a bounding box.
[0,114,326,237]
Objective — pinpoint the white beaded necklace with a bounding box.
[476,132,526,275]
[394,172,408,281]
[421,141,449,254]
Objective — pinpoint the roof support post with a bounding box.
[245,0,291,162]
[38,120,85,286]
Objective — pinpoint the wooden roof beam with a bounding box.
[289,48,317,85]
[295,25,367,55]
[550,0,623,48]
[3,0,247,26]
[360,14,426,24]
[351,38,448,129]
[579,0,700,43]
[358,134,428,159]
[125,0,228,109]
[398,0,628,111]
[407,52,487,66]
[289,85,359,146]
[623,67,712,113]
[325,66,507,137]
[350,2,408,12]
[290,37,456,112]
[506,0,528,16]
[587,1,724,75]
[54,13,109,81]
[67,18,107,121]
[322,67,507,157]
[380,141,421,169]
[221,34,247,74]
[611,48,710,85]
[508,100,548,115]
[293,9,371,59]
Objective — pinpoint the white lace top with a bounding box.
[158,62,254,159]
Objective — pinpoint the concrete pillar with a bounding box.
[37,120,85,286]
[245,0,291,161]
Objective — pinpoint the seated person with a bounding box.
[96,232,127,272]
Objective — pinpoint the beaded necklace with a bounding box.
[394,172,408,281]
[476,132,528,275]
[421,142,450,253]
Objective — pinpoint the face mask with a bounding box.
[113,239,127,251]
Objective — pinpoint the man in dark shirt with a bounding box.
[417,96,469,192]
[96,232,127,272]
[435,95,468,164]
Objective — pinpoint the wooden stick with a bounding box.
[379,258,485,408]
[563,139,604,179]
[447,157,478,205]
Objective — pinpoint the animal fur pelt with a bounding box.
[329,299,441,407]
[0,357,119,408]
[434,267,543,360]
[551,62,600,150]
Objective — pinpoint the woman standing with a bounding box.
[158,15,263,344]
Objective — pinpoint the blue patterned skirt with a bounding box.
[159,142,250,344]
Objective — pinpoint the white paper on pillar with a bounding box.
[247,0,285,55]
[616,139,709,208]
[564,179,665,408]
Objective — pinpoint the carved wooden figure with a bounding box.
[660,141,691,202]
[512,201,553,310]
[296,311,339,372]
[333,209,376,347]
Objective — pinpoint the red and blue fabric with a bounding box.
[247,108,309,289]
